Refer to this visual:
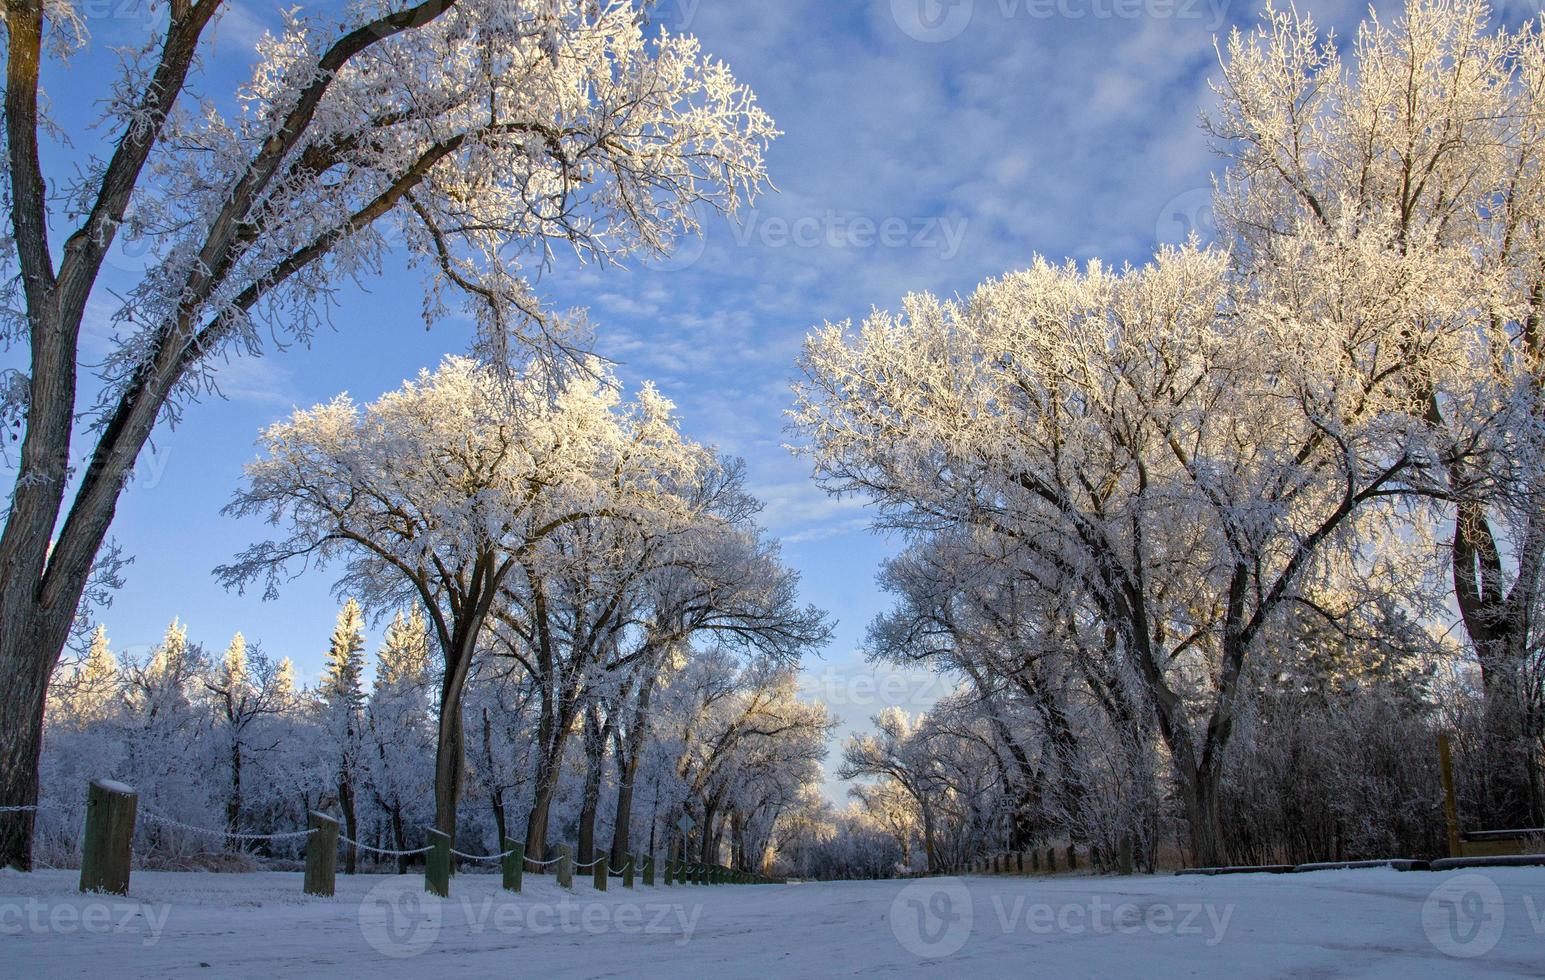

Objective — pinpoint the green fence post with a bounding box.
[302,811,339,897]
[624,853,636,889]
[594,853,608,891]
[644,853,656,887]
[504,838,525,892]
[79,779,137,896]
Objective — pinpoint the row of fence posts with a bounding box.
[966,836,1135,877]
[75,779,783,898]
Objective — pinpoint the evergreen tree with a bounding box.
[48,625,120,729]
[321,600,367,871]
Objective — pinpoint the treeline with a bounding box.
[790,0,1545,875]
[41,607,831,874]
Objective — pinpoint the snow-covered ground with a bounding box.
[3,866,1543,977]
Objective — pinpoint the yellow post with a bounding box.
[1438,732,1463,859]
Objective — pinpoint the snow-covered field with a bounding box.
[3,866,1543,977]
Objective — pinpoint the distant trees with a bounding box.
[34,594,831,874]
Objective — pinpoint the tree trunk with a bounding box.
[390,805,408,875]
[226,736,243,848]
[431,702,464,851]
[576,708,604,865]
[609,665,659,867]
[0,602,76,869]
[1178,765,1225,868]
[338,774,358,874]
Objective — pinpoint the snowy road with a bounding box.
[3,866,1543,977]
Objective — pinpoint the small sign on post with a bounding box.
[503,838,525,893]
[425,829,451,897]
[302,811,340,897]
[79,779,137,896]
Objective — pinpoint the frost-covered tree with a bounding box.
[364,608,436,870]
[1208,0,1545,827]
[0,0,775,868]
[46,625,120,730]
[204,632,293,845]
[318,600,368,871]
[796,198,1492,866]
[220,356,709,845]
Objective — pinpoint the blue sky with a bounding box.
[13,0,1468,798]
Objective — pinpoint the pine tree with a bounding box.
[137,619,193,721]
[375,609,430,693]
[48,625,120,729]
[322,600,367,711]
[321,600,367,872]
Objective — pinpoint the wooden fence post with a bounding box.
[79,779,137,896]
[1031,849,1039,872]
[302,811,339,897]
[594,853,608,891]
[1045,848,1056,874]
[1438,732,1463,859]
[557,844,573,890]
[425,829,451,897]
[503,838,524,893]
[1118,836,1134,876]
[664,858,675,885]
[644,853,656,887]
[624,853,636,889]
[1067,845,1077,871]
